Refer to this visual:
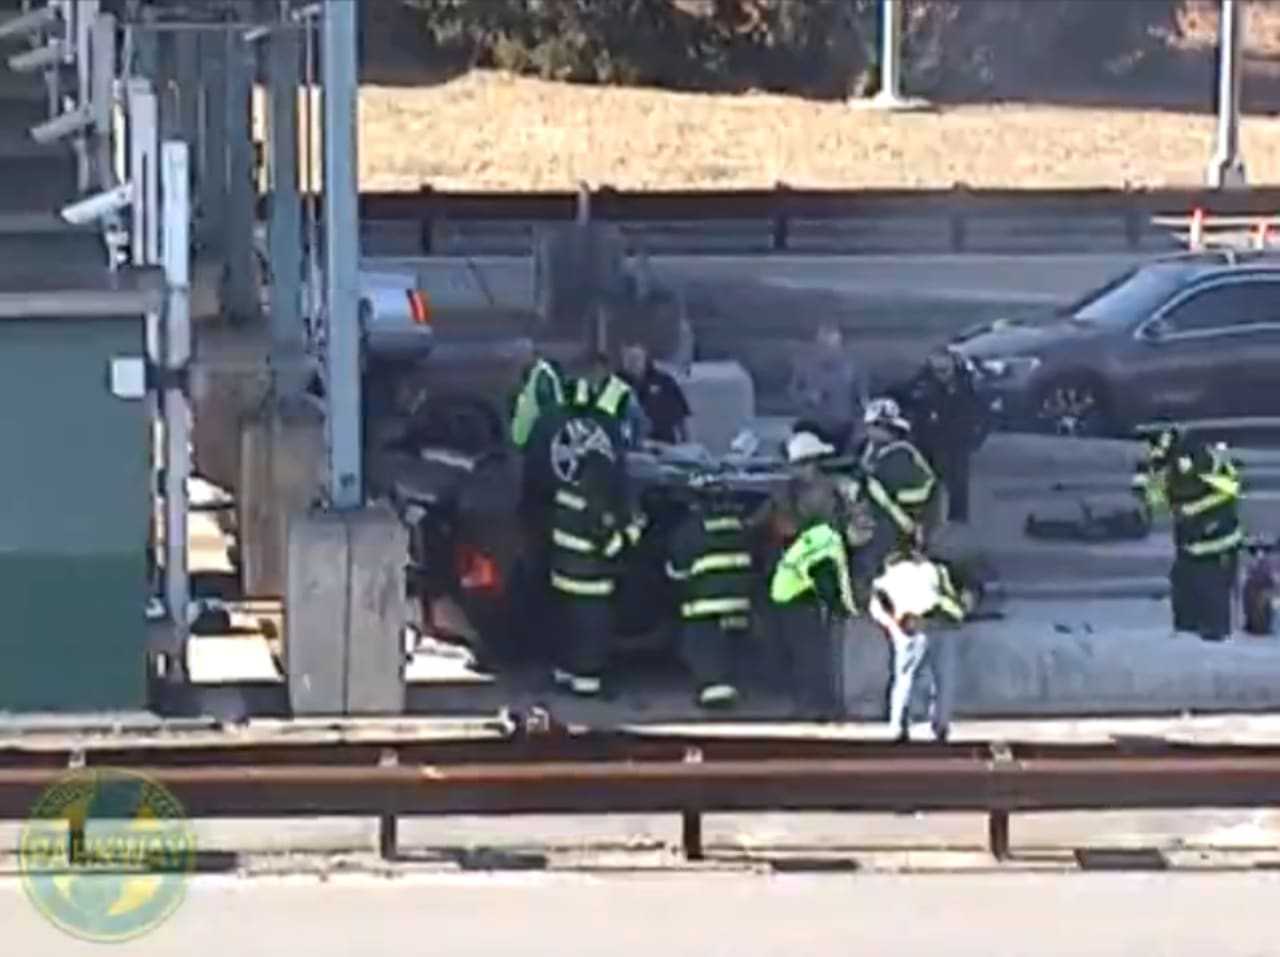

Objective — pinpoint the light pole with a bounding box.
[854,0,928,112]
[1207,0,1247,188]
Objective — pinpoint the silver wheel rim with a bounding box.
[1039,385,1099,436]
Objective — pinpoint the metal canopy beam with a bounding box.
[320,0,361,508]
[267,21,304,373]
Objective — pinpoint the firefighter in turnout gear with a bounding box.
[768,484,858,720]
[868,543,967,742]
[549,450,646,696]
[1135,430,1244,641]
[855,397,939,588]
[665,475,754,709]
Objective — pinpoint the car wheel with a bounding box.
[1034,376,1113,437]
[410,395,505,455]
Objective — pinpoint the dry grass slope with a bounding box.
[359,70,1280,191]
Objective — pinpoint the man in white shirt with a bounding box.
[868,547,968,742]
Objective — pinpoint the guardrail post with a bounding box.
[576,180,591,224]
[949,183,969,252]
[681,810,703,861]
[379,748,399,861]
[772,181,790,251]
[988,810,1010,861]
[417,184,434,254]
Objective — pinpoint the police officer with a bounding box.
[893,349,986,523]
[868,541,967,742]
[768,481,858,720]
[855,398,940,588]
[665,475,753,709]
[548,449,646,696]
[1136,428,1243,641]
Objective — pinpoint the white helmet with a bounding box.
[786,431,836,464]
[864,397,910,432]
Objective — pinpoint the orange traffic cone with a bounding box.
[1255,221,1270,249]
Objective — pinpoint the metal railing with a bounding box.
[11,730,1280,863]
[338,184,1280,256]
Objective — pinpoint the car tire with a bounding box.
[409,394,505,455]
[1033,375,1114,438]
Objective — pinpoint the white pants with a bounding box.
[887,627,930,734]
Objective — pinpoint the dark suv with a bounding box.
[952,251,1280,436]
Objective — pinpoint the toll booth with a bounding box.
[0,242,162,711]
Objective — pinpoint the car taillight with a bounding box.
[456,544,500,592]
[407,289,431,326]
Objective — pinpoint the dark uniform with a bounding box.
[548,452,645,695]
[622,361,691,444]
[893,354,986,523]
[1136,432,1243,641]
[768,519,857,719]
[856,435,939,588]
[665,495,753,708]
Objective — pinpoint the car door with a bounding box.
[1127,279,1280,423]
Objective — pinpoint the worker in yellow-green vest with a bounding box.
[510,350,565,449]
[665,475,753,709]
[769,482,858,721]
[569,351,651,452]
[549,449,647,696]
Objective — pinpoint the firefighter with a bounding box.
[1136,429,1244,641]
[855,397,939,589]
[868,540,967,742]
[768,479,858,721]
[548,449,646,696]
[665,474,753,709]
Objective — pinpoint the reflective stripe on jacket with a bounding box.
[1166,446,1243,558]
[666,510,752,624]
[549,484,638,597]
[864,439,936,535]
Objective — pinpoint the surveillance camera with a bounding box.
[0,5,60,42]
[30,104,91,145]
[8,41,62,74]
[60,183,133,226]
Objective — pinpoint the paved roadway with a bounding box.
[4,871,1278,956]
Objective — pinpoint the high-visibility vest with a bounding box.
[769,521,855,613]
[665,510,752,625]
[572,375,633,419]
[1166,446,1243,558]
[511,358,564,448]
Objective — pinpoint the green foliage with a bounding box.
[401,0,1181,98]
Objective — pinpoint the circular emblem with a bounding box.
[550,416,617,484]
[19,769,197,943]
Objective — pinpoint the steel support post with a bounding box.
[1208,0,1247,188]
[224,29,258,323]
[879,0,902,102]
[681,810,704,861]
[174,28,198,148]
[73,0,99,190]
[267,24,305,383]
[161,139,192,653]
[988,810,1011,861]
[89,12,115,190]
[197,30,226,252]
[320,0,362,508]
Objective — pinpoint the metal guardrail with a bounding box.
[326,185,1280,256]
[12,730,1280,863]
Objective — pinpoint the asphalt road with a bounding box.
[5,871,1278,957]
